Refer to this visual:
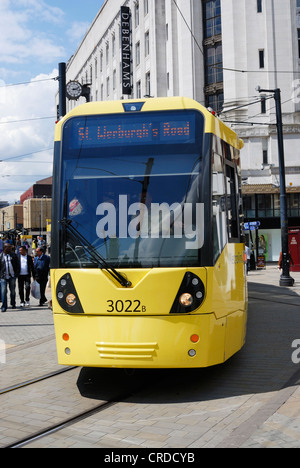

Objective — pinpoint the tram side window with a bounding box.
[226,163,239,240]
[212,153,227,263]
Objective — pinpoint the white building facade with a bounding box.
[64,0,300,262]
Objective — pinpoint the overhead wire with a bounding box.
[0,116,56,125]
[0,77,58,88]
[0,148,53,163]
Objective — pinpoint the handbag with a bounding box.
[31,280,41,300]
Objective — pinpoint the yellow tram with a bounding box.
[51,97,247,368]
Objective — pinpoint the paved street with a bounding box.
[1,267,300,448]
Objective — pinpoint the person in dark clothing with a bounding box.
[34,247,50,306]
[0,243,20,312]
[18,246,34,307]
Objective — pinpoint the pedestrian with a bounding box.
[18,245,34,308]
[16,235,21,254]
[37,236,46,249]
[245,245,251,274]
[278,251,294,272]
[32,238,37,256]
[34,247,50,306]
[0,243,20,312]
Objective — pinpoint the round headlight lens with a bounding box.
[179,293,193,307]
[66,294,77,307]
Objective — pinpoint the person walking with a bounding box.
[18,245,34,308]
[0,243,20,312]
[32,238,37,256]
[34,247,50,306]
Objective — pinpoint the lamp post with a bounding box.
[256,87,294,286]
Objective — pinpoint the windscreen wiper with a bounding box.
[60,218,132,288]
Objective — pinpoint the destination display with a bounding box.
[67,113,196,148]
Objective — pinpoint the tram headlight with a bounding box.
[179,293,193,307]
[170,272,205,315]
[56,273,84,314]
[66,294,77,307]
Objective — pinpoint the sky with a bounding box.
[0,0,105,204]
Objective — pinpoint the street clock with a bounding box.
[66,81,83,100]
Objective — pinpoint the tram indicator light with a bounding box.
[190,334,199,343]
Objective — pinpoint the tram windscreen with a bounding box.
[60,110,205,268]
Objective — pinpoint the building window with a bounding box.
[100,51,103,72]
[259,49,265,68]
[106,43,109,63]
[262,139,268,165]
[112,34,116,57]
[106,77,110,97]
[261,95,266,114]
[144,0,149,15]
[203,0,221,39]
[205,44,223,84]
[207,92,224,112]
[136,41,141,66]
[145,31,150,56]
[244,194,282,219]
[135,2,140,28]
[257,0,262,13]
[298,29,300,59]
[262,150,268,165]
[145,71,151,96]
[136,80,141,98]
[113,70,116,90]
[203,0,223,111]
[95,58,98,79]
[288,194,300,217]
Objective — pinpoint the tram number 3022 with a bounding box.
[106,299,147,313]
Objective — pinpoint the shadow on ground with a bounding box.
[77,281,300,404]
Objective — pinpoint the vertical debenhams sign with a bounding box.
[121,6,132,95]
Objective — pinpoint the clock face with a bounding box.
[66,81,82,100]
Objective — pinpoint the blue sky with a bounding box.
[1,0,105,83]
[0,0,105,203]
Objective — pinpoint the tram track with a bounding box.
[0,363,154,449]
[4,396,121,449]
[0,366,76,396]
[3,374,150,449]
